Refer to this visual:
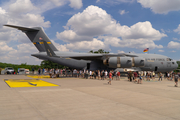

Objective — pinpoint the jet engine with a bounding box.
[103,57,145,68]
[132,57,145,67]
[103,57,132,68]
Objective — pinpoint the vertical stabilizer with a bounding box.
[4,24,58,52]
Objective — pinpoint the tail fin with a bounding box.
[4,24,58,52]
[42,40,57,57]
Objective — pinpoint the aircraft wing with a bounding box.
[58,53,139,60]
[40,37,139,60]
[58,54,122,60]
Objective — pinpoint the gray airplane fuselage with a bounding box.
[32,51,178,72]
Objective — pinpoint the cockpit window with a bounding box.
[167,58,172,61]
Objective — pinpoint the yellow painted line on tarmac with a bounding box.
[26,75,50,79]
[4,79,59,88]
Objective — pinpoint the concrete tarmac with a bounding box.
[0,75,180,120]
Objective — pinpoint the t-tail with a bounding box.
[4,24,58,52]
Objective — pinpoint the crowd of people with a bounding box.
[35,68,122,85]
[34,68,179,87]
[36,68,72,78]
[127,71,157,83]
[127,71,179,86]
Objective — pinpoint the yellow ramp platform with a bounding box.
[4,79,59,88]
[26,75,50,79]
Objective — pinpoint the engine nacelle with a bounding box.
[103,57,145,68]
[132,57,145,67]
[103,57,132,68]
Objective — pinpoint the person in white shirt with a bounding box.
[105,70,108,80]
[89,70,92,79]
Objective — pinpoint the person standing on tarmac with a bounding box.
[108,71,112,85]
[129,71,133,82]
[133,72,138,82]
[85,70,89,79]
[95,70,98,79]
[138,71,143,84]
[101,70,105,80]
[174,73,179,87]
[116,71,120,80]
[89,70,92,79]
[105,70,108,80]
[32,67,34,75]
[159,72,163,81]
[38,68,41,78]
[98,70,100,80]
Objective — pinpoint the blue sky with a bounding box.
[0,0,180,65]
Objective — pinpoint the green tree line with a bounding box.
[174,61,180,72]
[0,61,68,73]
[0,62,40,72]
[89,49,109,54]
[40,60,67,69]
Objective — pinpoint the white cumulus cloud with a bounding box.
[137,0,180,14]
[50,0,67,7]
[174,24,180,34]
[56,30,91,42]
[51,40,69,52]
[0,0,83,65]
[57,5,166,51]
[158,50,164,52]
[0,42,41,64]
[117,50,125,53]
[0,7,6,14]
[8,0,36,14]
[101,36,163,49]
[167,41,180,49]
[66,38,110,51]
[118,21,167,40]
[69,0,83,9]
[119,10,129,15]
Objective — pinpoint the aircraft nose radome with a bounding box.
[176,63,178,69]
[175,61,178,69]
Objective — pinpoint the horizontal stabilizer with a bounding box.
[4,24,39,32]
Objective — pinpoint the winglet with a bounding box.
[42,40,56,57]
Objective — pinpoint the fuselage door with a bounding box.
[155,66,158,71]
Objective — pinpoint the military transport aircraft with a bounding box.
[4,24,178,72]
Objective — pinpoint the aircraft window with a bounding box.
[167,58,172,61]
[156,58,165,61]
